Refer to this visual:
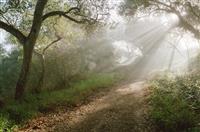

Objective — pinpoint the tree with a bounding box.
[34,36,61,93]
[123,0,200,39]
[0,0,106,100]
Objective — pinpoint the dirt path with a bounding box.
[20,81,152,132]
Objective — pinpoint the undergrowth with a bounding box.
[0,73,121,131]
[149,74,200,132]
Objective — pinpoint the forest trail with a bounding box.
[19,22,188,132]
[20,81,152,132]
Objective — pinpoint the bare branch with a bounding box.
[34,37,61,58]
[42,38,61,54]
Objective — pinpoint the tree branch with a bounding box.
[42,37,61,54]
[42,7,93,24]
[42,7,80,21]
[0,20,26,44]
[149,0,200,39]
[149,0,174,10]
[44,11,85,23]
[28,0,48,40]
[188,4,200,22]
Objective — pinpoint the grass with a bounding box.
[149,74,200,132]
[0,73,121,131]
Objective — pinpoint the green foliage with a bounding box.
[0,114,18,132]
[36,73,119,109]
[149,74,200,132]
[0,49,21,98]
[0,114,10,131]
[0,73,120,131]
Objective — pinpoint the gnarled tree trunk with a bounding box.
[15,43,34,100]
[15,0,48,100]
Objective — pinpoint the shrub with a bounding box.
[0,114,18,132]
[149,75,200,132]
[0,114,10,131]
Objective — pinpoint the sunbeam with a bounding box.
[108,13,199,80]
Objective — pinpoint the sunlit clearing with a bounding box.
[112,40,143,64]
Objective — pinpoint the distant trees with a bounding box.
[0,33,117,99]
[0,0,107,100]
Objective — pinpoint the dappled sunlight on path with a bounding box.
[53,81,151,132]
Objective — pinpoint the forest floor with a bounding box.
[19,81,153,132]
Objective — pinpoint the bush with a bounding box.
[0,114,18,132]
[149,74,200,132]
[4,103,37,124]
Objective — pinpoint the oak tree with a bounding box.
[123,0,200,39]
[0,0,106,100]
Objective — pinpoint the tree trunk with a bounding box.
[15,44,34,100]
[13,0,48,100]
